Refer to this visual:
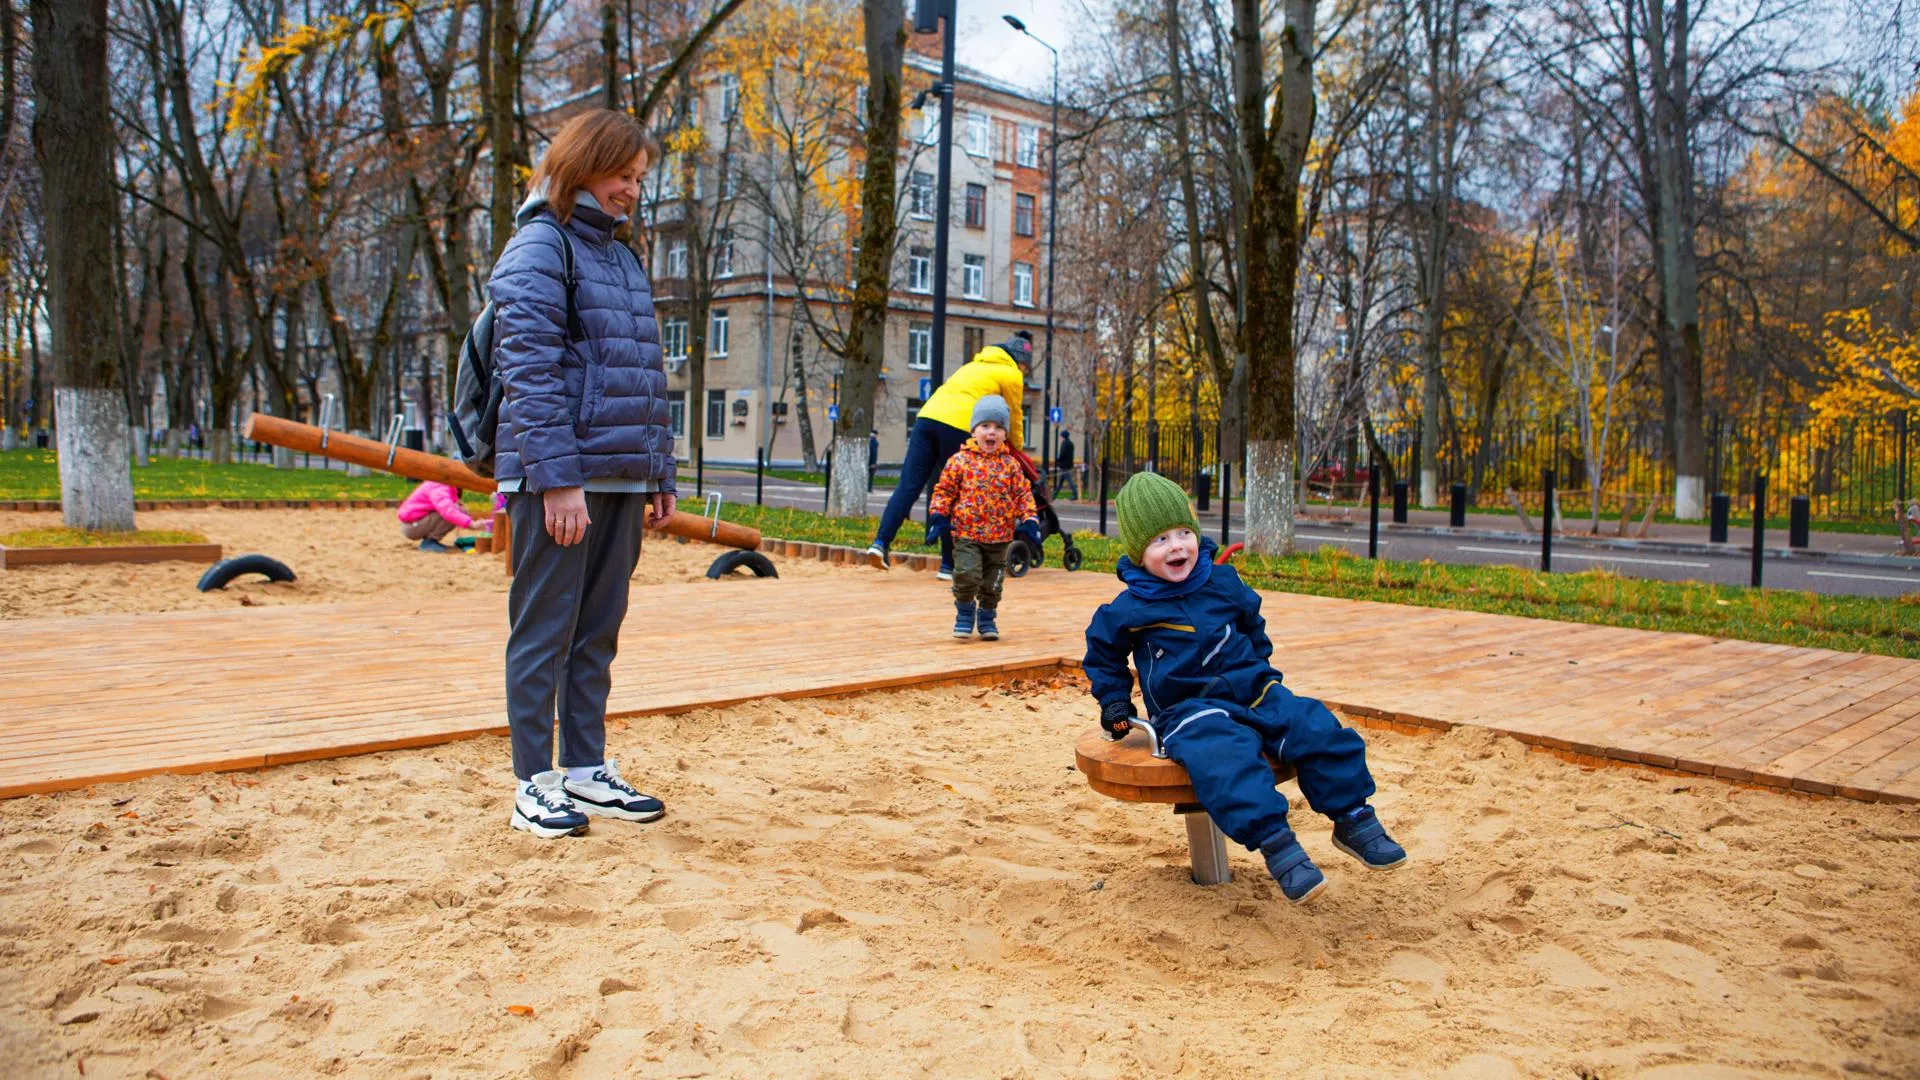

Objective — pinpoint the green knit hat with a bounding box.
[1116,471,1199,564]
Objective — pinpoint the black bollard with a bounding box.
[1220,462,1232,546]
[755,447,765,507]
[1392,480,1409,524]
[1368,467,1381,559]
[1097,458,1110,536]
[1709,492,1730,543]
[822,451,832,510]
[1542,468,1556,573]
[1789,495,1809,548]
[402,428,425,452]
[1752,474,1767,588]
[1196,465,1209,513]
[696,448,705,498]
[1449,482,1467,528]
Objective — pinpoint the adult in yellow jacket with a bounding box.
[867,332,1031,574]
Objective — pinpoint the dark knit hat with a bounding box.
[998,333,1033,366]
[1116,471,1199,564]
[970,394,1011,432]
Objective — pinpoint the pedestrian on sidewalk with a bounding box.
[490,108,674,840]
[1052,427,1078,500]
[865,332,1031,579]
[927,395,1039,641]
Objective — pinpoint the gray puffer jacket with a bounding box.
[489,189,675,493]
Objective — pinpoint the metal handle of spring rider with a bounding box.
[1103,716,1230,884]
[318,394,336,451]
[703,491,723,538]
[382,413,405,468]
[1102,715,1167,758]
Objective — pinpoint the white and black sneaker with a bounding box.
[511,770,590,838]
[864,542,891,570]
[563,760,666,822]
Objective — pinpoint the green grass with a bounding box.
[711,502,1920,659]
[747,466,899,489]
[0,449,422,500]
[0,526,209,548]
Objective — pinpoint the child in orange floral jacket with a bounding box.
[927,395,1040,641]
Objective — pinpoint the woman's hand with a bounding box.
[648,491,677,526]
[543,486,590,546]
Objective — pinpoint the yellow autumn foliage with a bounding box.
[223,5,417,142]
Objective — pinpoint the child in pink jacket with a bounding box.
[397,481,488,553]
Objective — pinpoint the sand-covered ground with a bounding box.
[2,676,1916,1079]
[0,508,852,619]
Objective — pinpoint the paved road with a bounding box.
[688,469,1920,600]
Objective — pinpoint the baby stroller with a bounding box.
[1007,448,1084,577]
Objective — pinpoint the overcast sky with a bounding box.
[949,0,1097,94]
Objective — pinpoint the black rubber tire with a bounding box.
[1062,546,1084,572]
[705,549,779,579]
[196,554,297,592]
[1007,541,1033,578]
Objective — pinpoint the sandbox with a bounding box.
[2,679,1916,1078]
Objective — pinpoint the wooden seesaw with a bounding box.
[240,413,765,575]
[1075,717,1294,886]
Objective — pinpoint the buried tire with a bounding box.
[705,549,779,579]
[196,554,297,592]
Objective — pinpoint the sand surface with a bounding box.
[0,508,849,619]
[2,676,1917,1079]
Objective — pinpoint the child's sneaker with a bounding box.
[511,770,589,838]
[563,760,665,822]
[864,541,890,570]
[1331,806,1408,870]
[1262,829,1328,904]
[419,538,455,553]
[953,600,977,639]
[976,608,1000,640]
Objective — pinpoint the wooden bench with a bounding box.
[1074,721,1295,886]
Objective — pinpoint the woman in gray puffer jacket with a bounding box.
[491,109,674,839]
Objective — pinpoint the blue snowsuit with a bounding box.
[1082,539,1375,856]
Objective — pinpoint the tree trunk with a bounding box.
[487,0,524,261]
[1233,0,1316,556]
[793,361,818,471]
[30,0,132,529]
[1644,0,1707,518]
[828,0,906,516]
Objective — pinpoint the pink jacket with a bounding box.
[397,482,476,528]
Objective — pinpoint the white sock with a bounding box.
[566,765,602,783]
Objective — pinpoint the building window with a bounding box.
[1015,193,1036,237]
[907,171,935,218]
[1013,262,1034,307]
[964,183,985,229]
[855,85,868,126]
[668,390,686,438]
[918,100,940,145]
[906,396,924,428]
[706,390,726,439]
[1017,125,1039,168]
[664,239,689,279]
[662,317,689,361]
[963,326,984,359]
[908,322,932,370]
[962,255,985,299]
[710,309,730,357]
[965,110,989,156]
[719,73,740,119]
[714,228,734,277]
[908,247,932,293]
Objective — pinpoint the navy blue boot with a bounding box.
[1261,828,1327,905]
[1331,806,1408,870]
[952,601,977,640]
[975,608,1000,640]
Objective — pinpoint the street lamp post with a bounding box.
[1003,14,1058,486]
[914,0,958,386]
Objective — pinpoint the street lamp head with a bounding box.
[1002,14,1027,31]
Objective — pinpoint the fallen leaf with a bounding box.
[118,810,139,820]
[506,1004,535,1017]
[100,956,127,965]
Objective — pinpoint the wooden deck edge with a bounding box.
[0,543,223,568]
[0,753,269,799]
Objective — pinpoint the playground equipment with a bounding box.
[1075,717,1295,886]
[196,554,297,592]
[241,414,763,560]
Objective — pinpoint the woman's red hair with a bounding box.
[530,109,659,223]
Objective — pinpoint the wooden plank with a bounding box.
[0,543,222,568]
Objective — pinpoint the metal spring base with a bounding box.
[1176,803,1232,886]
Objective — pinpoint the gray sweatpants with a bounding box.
[504,491,647,781]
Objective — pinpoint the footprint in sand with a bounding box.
[1523,942,1610,990]
[1383,950,1449,997]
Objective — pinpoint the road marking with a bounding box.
[1806,570,1920,585]
[1454,545,1710,569]
[1297,533,1388,546]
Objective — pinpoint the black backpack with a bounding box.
[448,220,587,477]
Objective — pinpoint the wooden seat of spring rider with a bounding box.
[1074,720,1295,886]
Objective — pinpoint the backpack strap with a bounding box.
[533,219,588,344]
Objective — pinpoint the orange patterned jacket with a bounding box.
[929,440,1038,543]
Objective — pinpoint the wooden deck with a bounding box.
[4,566,1918,802]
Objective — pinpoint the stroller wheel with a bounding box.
[1062,546,1083,572]
[1007,541,1033,578]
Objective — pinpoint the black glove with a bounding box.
[1015,518,1042,551]
[1100,699,1137,737]
[924,513,951,545]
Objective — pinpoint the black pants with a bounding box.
[504,491,646,781]
[952,538,1008,610]
[873,417,969,567]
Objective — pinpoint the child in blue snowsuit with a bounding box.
[1083,472,1407,904]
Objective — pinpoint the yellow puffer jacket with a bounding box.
[917,346,1025,447]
